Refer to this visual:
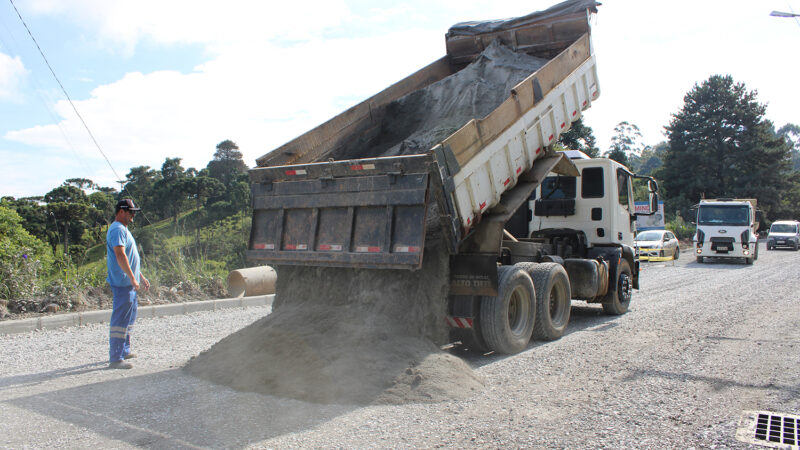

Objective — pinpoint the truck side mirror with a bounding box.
[649,192,659,214]
[756,210,763,223]
[648,179,659,192]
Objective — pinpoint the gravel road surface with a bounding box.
[1,242,798,449]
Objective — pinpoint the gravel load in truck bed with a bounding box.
[331,39,548,160]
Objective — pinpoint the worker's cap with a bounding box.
[115,198,141,212]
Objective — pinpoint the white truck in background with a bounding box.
[246,0,660,355]
[693,199,761,265]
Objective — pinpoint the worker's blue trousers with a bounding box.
[109,286,138,363]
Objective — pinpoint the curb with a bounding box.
[0,295,274,335]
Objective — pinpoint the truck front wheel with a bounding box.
[479,265,536,355]
[602,260,632,315]
[521,263,571,341]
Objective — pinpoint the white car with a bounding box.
[766,220,800,251]
[635,229,680,261]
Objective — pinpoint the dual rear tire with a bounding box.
[463,263,572,355]
[478,265,536,355]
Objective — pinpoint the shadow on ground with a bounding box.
[453,302,619,368]
[0,362,109,391]
[5,369,355,449]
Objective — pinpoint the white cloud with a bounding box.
[0,52,27,102]
[26,0,353,53]
[4,25,445,191]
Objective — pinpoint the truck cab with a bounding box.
[528,152,645,248]
[693,199,759,264]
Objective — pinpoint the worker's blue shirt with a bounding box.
[106,221,140,287]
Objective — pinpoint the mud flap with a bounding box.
[449,254,498,296]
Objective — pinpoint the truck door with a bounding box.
[616,168,635,245]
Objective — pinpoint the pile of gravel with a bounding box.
[185,40,548,405]
[185,240,483,404]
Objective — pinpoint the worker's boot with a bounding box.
[124,352,137,360]
[108,361,133,369]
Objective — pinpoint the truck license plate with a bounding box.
[717,246,729,250]
[777,240,786,244]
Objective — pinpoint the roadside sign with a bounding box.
[635,201,665,231]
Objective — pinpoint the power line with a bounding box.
[7,0,154,225]
[8,0,123,184]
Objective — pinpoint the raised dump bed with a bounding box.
[248,0,600,270]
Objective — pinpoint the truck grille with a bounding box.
[710,237,735,253]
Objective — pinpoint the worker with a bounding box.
[106,198,150,369]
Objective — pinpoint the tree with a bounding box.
[604,121,643,167]
[635,141,668,175]
[64,178,98,191]
[88,190,117,241]
[154,157,191,224]
[44,184,91,255]
[558,118,600,157]
[661,75,792,219]
[181,176,224,213]
[121,166,160,217]
[0,206,53,300]
[208,140,248,189]
[0,196,48,242]
[777,123,800,171]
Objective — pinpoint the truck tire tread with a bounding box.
[602,259,632,315]
[479,265,536,355]
[520,263,571,341]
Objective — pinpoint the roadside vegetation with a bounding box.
[3,75,800,317]
[0,140,250,318]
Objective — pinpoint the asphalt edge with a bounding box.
[0,294,275,335]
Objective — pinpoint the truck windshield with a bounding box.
[770,224,797,233]
[635,231,663,241]
[697,205,749,226]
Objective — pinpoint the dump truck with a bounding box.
[247,0,659,354]
[693,198,761,264]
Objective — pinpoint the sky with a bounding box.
[1,0,800,198]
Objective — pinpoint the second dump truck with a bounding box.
[247,0,659,354]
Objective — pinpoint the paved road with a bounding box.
[1,242,798,448]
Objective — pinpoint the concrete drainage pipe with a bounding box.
[227,266,277,297]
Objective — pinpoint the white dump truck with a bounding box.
[693,198,761,265]
[246,0,659,354]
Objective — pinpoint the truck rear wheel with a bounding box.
[522,263,571,341]
[602,260,632,315]
[479,265,536,355]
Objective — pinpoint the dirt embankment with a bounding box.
[185,40,548,405]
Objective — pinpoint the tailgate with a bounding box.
[247,154,438,270]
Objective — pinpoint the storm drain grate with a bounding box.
[737,410,800,449]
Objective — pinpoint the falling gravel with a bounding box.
[183,40,547,405]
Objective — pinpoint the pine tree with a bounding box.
[661,75,791,218]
